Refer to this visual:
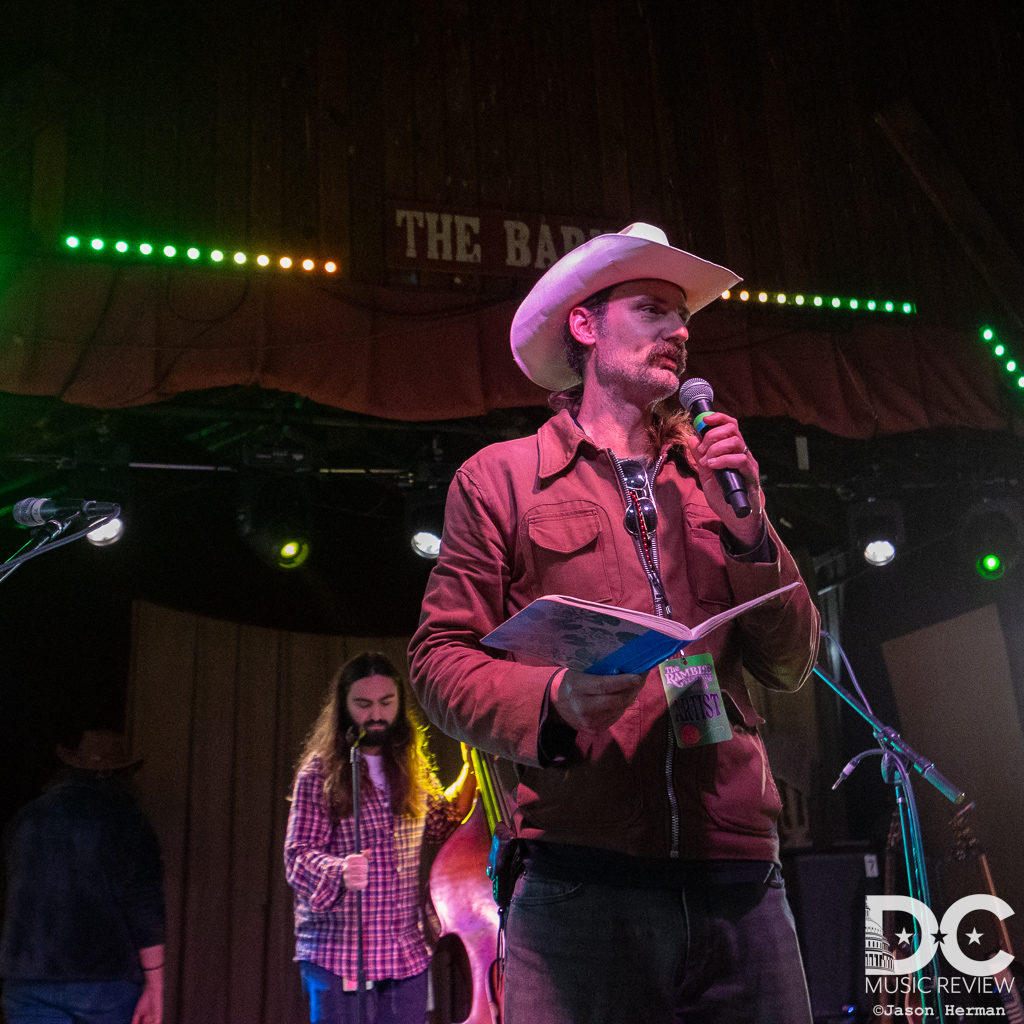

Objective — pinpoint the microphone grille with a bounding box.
[12,498,43,526]
[679,377,714,409]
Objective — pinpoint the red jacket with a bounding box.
[408,410,820,863]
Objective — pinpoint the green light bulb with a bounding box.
[977,552,1004,580]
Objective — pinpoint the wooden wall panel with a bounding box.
[128,600,452,1024]
[2,0,1023,328]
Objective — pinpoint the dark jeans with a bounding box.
[298,961,429,1024]
[2,980,143,1024]
[503,863,812,1024]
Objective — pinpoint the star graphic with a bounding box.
[895,928,914,946]
[965,928,983,945]
[932,929,946,946]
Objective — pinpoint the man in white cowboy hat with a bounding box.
[0,729,166,1024]
[409,223,820,1023]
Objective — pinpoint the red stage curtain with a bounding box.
[0,257,1014,437]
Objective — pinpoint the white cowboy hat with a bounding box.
[510,222,741,391]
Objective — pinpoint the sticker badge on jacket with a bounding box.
[658,654,733,747]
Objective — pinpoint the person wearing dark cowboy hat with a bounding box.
[0,729,165,1024]
[409,224,820,1023]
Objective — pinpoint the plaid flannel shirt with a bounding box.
[284,756,462,982]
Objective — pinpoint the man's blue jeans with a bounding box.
[503,862,813,1024]
[298,961,429,1024]
[2,979,143,1024]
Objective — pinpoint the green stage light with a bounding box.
[115,240,129,253]
[977,552,1004,580]
[275,536,311,570]
[139,242,153,255]
[65,236,80,248]
[90,238,104,251]
[959,497,1023,582]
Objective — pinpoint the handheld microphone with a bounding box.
[12,497,121,528]
[346,726,367,748]
[678,378,751,518]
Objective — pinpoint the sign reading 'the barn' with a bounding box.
[386,201,616,278]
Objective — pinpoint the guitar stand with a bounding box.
[815,654,967,1024]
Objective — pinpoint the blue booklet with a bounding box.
[481,582,800,674]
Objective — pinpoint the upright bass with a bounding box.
[427,748,516,1024]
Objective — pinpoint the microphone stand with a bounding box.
[349,732,367,1024]
[817,659,967,1024]
[1,511,120,584]
[0,517,77,584]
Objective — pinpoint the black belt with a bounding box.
[522,840,778,889]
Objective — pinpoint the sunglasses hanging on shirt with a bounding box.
[619,459,659,541]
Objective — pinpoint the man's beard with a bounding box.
[360,720,397,748]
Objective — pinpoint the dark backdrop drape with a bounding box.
[0,258,1015,436]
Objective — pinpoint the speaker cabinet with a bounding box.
[783,849,882,1024]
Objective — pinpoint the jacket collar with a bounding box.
[536,409,695,483]
[536,410,593,481]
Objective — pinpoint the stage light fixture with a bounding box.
[237,478,313,571]
[270,530,311,569]
[239,510,311,570]
[848,498,904,567]
[86,517,124,547]
[958,497,1023,581]
[410,529,442,559]
[405,490,446,561]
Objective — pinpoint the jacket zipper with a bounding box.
[609,450,681,858]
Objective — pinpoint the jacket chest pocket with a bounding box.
[520,504,620,604]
